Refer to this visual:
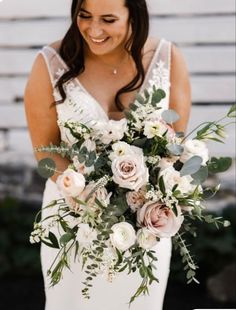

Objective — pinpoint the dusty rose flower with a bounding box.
[137,201,184,238]
[79,182,111,210]
[111,154,149,191]
[126,187,146,212]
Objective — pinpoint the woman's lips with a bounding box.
[89,36,110,45]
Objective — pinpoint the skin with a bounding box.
[24,0,191,183]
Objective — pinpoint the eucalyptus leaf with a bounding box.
[167,143,184,156]
[37,158,56,178]
[162,109,180,124]
[191,166,209,185]
[135,94,145,105]
[227,103,236,118]
[208,157,232,173]
[180,156,203,177]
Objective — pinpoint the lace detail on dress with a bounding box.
[39,38,171,144]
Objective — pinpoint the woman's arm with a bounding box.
[169,44,191,133]
[24,54,70,183]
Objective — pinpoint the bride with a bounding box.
[24,0,191,309]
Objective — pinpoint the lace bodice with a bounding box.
[39,38,171,144]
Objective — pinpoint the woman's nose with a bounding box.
[88,21,104,37]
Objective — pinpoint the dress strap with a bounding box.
[140,38,172,105]
[38,46,68,88]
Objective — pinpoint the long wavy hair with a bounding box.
[56,0,149,110]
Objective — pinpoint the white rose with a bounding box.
[57,168,86,197]
[93,119,127,144]
[112,153,149,191]
[110,222,136,251]
[137,228,158,249]
[143,119,168,139]
[159,166,195,195]
[76,223,97,247]
[109,141,142,161]
[180,139,209,166]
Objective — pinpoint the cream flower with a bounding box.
[143,119,168,139]
[110,222,136,251]
[93,119,127,144]
[57,168,86,197]
[112,153,149,191]
[109,141,142,161]
[137,201,184,238]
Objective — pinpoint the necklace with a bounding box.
[96,52,132,75]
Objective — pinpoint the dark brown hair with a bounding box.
[56,0,149,110]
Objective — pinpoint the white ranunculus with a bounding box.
[109,141,143,161]
[57,168,86,197]
[143,119,168,139]
[76,223,97,246]
[137,228,158,249]
[93,119,127,144]
[110,222,136,251]
[180,139,209,165]
[159,166,195,195]
[112,153,149,191]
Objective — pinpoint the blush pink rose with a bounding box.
[137,201,184,238]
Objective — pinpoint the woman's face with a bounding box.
[77,0,130,56]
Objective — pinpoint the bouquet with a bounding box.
[30,87,235,304]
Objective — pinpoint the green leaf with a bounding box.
[227,103,236,118]
[48,232,60,249]
[37,158,56,178]
[208,157,232,173]
[135,94,145,105]
[151,89,166,105]
[191,166,208,184]
[60,233,74,246]
[180,156,203,177]
[144,89,150,99]
[167,144,184,156]
[132,138,148,148]
[158,175,166,194]
[161,109,180,124]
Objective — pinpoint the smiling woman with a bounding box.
[24,0,191,309]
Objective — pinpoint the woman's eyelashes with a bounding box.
[78,14,116,24]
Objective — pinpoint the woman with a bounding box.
[24,0,191,309]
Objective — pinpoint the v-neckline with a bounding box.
[46,39,163,121]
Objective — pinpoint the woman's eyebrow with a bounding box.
[79,8,118,18]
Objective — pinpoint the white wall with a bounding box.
[0,0,235,166]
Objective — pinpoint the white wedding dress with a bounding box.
[39,38,172,310]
